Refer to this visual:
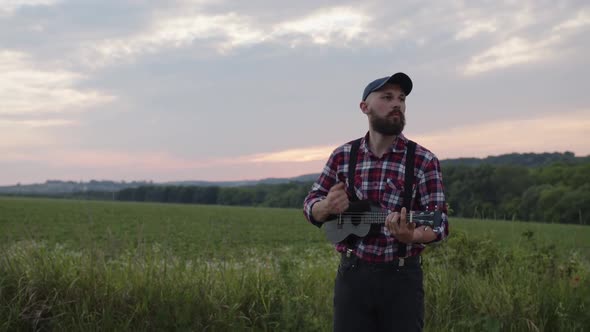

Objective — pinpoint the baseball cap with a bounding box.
[362,72,413,101]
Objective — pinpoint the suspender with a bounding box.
[398,140,416,257]
[403,140,417,210]
[343,138,362,248]
[345,137,417,257]
[347,138,362,201]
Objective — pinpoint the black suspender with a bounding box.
[404,140,417,211]
[343,138,362,248]
[398,140,416,257]
[347,138,362,201]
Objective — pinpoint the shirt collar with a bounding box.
[361,132,408,155]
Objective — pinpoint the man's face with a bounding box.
[362,83,406,136]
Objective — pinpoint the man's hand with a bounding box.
[311,182,350,222]
[385,207,416,243]
[324,182,350,214]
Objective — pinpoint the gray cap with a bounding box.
[362,72,413,101]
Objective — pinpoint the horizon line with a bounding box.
[2,150,587,187]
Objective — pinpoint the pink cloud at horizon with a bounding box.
[1,109,589,185]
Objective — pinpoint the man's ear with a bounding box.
[360,101,369,114]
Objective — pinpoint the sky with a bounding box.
[1,0,589,185]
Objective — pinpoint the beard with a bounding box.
[369,110,406,136]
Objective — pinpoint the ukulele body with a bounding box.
[323,200,377,244]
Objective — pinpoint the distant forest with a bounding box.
[115,153,590,225]
[2,152,589,224]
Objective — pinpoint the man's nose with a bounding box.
[391,99,402,107]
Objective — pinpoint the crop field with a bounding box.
[1,197,589,331]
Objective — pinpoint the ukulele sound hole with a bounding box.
[350,214,362,226]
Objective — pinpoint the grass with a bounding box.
[0,196,589,331]
[0,197,327,260]
[0,241,336,331]
[451,218,590,259]
[2,197,589,260]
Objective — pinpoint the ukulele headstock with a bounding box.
[409,210,442,227]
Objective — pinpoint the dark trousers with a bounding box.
[333,256,424,332]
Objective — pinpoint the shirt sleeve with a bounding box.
[417,154,449,243]
[303,148,343,228]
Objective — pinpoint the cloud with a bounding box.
[1,1,589,185]
[0,126,57,150]
[250,109,590,163]
[553,10,590,32]
[87,12,265,65]
[247,146,335,163]
[0,51,115,115]
[0,143,335,176]
[0,0,60,16]
[1,149,208,169]
[83,6,370,66]
[462,37,547,75]
[415,109,590,158]
[15,107,589,167]
[13,146,336,170]
[454,19,497,40]
[462,8,589,75]
[0,119,77,128]
[272,7,369,46]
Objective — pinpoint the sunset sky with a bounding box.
[1,0,589,185]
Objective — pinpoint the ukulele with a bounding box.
[322,199,441,244]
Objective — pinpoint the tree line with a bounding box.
[444,163,589,224]
[114,161,590,225]
[116,182,310,209]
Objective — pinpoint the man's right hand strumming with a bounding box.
[311,182,350,222]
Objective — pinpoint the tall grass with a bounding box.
[424,232,589,331]
[0,242,336,331]
[0,197,589,331]
[1,234,588,331]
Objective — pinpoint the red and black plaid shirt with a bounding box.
[303,133,449,263]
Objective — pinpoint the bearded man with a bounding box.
[303,72,450,332]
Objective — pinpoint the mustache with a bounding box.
[388,109,404,117]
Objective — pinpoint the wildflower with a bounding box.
[571,275,581,288]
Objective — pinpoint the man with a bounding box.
[303,72,449,332]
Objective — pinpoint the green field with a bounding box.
[1,197,589,331]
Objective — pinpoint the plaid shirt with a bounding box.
[303,133,449,263]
